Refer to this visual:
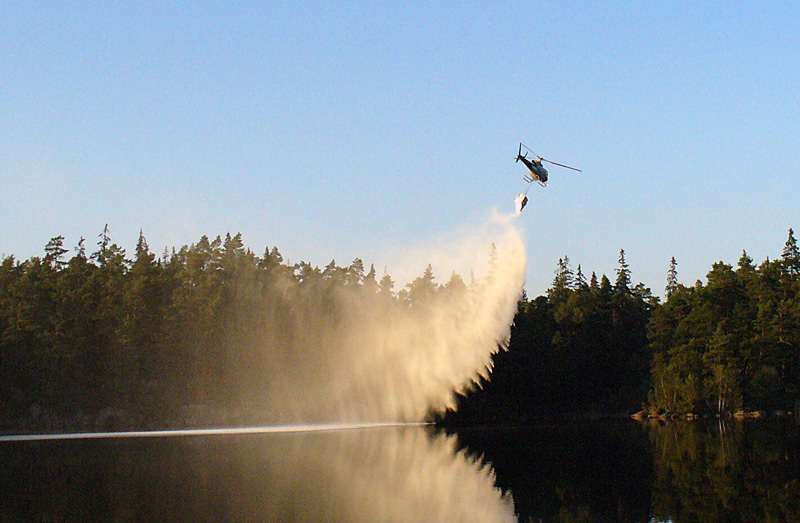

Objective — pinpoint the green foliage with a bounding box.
[447,228,800,424]
[5,225,798,428]
[615,249,631,294]
[444,253,656,424]
[647,229,800,415]
[665,256,678,299]
[0,227,455,429]
[647,420,800,523]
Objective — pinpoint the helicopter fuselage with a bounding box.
[518,155,548,184]
[515,143,580,187]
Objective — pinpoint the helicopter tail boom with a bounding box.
[541,158,581,172]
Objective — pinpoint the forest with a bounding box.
[444,228,800,424]
[1,226,799,431]
[0,226,475,430]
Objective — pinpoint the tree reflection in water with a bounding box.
[449,420,654,523]
[0,426,517,522]
[4,420,799,522]
[449,418,800,523]
[647,418,800,523]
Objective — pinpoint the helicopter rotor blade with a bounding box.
[541,158,582,172]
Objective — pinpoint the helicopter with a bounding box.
[515,143,581,186]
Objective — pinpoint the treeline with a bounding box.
[440,250,657,424]
[441,229,800,425]
[3,225,799,429]
[0,226,462,429]
[648,229,800,415]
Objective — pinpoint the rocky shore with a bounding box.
[631,409,795,422]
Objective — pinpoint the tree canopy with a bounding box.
[2,226,799,431]
[441,228,800,424]
[0,227,477,429]
[648,228,800,415]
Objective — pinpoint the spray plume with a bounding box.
[258,211,526,423]
[0,425,517,522]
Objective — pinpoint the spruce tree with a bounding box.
[378,270,395,297]
[782,228,800,276]
[363,264,378,293]
[346,258,365,286]
[575,264,588,290]
[615,249,631,293]
[737,250,754,273]
[599,274,613,300]
[444,271,467,297]
[407,264,437,305]
[550,256,574,298]
[665,256,678,299]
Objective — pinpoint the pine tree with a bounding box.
[345,258,365,286]
[94,224,111,266]
[665,256,678,299]
[44,236,68,271]
[293,261,317,283]
[222,232,246,268]
[322,259,341,281]
[75,237,86,259]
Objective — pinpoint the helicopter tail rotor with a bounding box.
[520,143,537,157]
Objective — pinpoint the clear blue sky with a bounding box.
[3,2,799,298]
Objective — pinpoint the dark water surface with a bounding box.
[1,419,798,522]
[453,417,800,522]
[0,424,514,522]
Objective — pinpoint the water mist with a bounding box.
[262,211,526,423]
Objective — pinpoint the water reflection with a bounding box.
[0,426,516,522]
[450,420,654,522]
[647,419,800,523]
[450,418,800,523]
[5,420,798,522]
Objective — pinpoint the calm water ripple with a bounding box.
[2,418,798,522]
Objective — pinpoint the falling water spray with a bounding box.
[261,211,526,423]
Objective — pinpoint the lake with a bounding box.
[1,418,798,522]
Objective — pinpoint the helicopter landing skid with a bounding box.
[523,175,547,187]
